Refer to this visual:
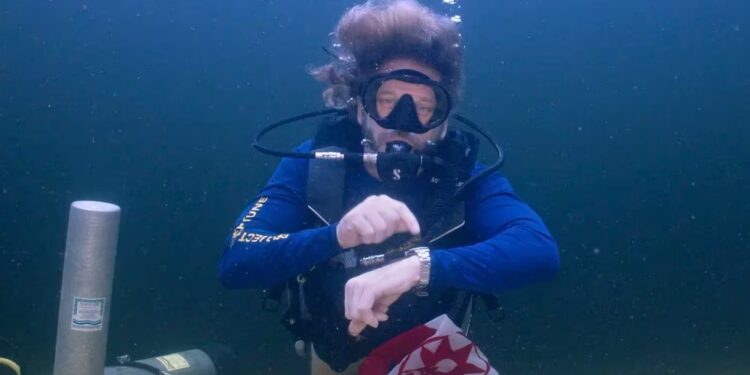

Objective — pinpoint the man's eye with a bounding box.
[378,97,396,105]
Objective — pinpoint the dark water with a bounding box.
[1,0,748,374]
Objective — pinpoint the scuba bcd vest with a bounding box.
[261,113,502,372]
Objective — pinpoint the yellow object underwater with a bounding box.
[0,357,20,375]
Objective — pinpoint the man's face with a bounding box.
[357,58,448,153]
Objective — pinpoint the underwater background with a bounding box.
[1,0,748,374]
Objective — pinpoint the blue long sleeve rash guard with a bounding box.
[219,141,559,295]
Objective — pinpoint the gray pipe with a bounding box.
[103,349,218,375]
[53,201,121,375]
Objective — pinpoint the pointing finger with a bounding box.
[394,202,420,235]
[349,320,367,337]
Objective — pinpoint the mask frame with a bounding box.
[360,69,452,134]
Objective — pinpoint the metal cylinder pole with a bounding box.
[53,201,121,375]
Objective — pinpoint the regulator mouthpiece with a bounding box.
[377,142,423,186]
[385,140,412,154]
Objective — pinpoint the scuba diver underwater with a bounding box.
[219,0,560,374]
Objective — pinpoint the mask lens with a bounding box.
[374,80,437,126]
[362,70,451,132]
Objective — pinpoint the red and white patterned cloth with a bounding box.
[360,314,499,375]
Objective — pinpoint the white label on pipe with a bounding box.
[156,354,191,371]
[71,297,105,331]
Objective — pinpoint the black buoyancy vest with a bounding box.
[282,113,479,372]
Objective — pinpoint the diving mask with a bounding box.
[361,69,452,134]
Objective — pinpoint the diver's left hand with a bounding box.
[345,256,421,336]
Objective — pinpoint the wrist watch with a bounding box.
[406,246,431,297]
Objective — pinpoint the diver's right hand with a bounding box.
[335,195,420,249]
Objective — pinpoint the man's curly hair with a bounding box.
[309,0,464,111]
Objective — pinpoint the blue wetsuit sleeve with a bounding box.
[430,166,560,294]
[218,141,341,289]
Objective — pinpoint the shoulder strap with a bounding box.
[306,146,347,225]
[419,128,479,244]
[305,112,361,225]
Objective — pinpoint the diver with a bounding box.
[219,0,560,374]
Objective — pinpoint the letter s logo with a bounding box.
[392,168,401,181]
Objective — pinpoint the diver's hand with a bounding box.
[335,195,420,249]
[345,256,421,336]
